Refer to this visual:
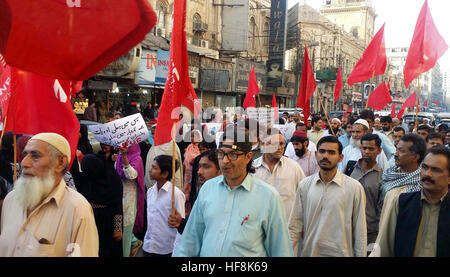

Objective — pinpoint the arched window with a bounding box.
[250,17,257,50]
[263,22,269,46]
[193,13,202,46]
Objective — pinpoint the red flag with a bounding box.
[404,0,448,88]
[347,24,387,86]
[434,100,439,105]
[344,105,353,117]
[5,67,79,167]
[0,0,157,81]
[272,93,279,120]
[154,0,201,146]
[0,64,11,122]
[243,67,260,109]
[334,66,342,103]
[296,45,317,126]
[367,82,392,111]
[397,92,418,119]
[391,103,397,118]
[424,99,428,107]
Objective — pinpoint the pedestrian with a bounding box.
[0,133,99,256]
[359,110,396,160]
[173,127,293,257]
[286,130,319,177]
[426,132,444,149]
[78,154,123,257]
[143,155,185,257]
[168,150,221,235]
[377,134,426,240]
[380,116,394,141]
[373,146,450,257]
[83,99,97,122]
[307,116,325,146]
[350,134,383,246]
[322,118,344,138]
[288,136,367,257]
[338,118,357,149]
[437,124,448,138]
[253,128,306,218]
[97,102,107,124]
[143,102,155,121]
[417,124,433,141]
[339,119,389,175]
[115,143,145,257]
[374,118,381,131]
[183,129,202,215]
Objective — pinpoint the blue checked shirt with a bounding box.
[173,174,294,257]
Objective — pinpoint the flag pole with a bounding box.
[319,92,335,137]
[13,134,17,181]
[365,70,376,109]
[257,94,262,107]
[171,121,176,215]
[414,64,423,134]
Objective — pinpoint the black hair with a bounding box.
[361,134,382,148]
[283,112,289,116]
[106,112,114,119]
[380,116,392,124]
[348,117,358,126]
[360,110,375,122]
[199,140,217,150]
[311,116,322,126]
[221,126,255,174]
[418,124,433,134]
[426,132,444,143]
[296,122,306,129]
[426,146,450,173]
[0,177,8,200]
[278,118,286,124]
[317,136,343,155]
[154,155,180,181]
[197,150,220,171]
[438,124,449,132]
[400,134,427,164]
[394,126,406,134]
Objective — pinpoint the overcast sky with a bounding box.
[288,0,450,69]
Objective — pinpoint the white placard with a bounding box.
[246,107,275,126]
[272,124,290,138]
[88,113,149,147]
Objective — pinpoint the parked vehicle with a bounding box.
[435,112,450,127]
[278,108,303,119]
[403,112,435,126]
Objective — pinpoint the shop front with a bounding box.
[232,59,267,107]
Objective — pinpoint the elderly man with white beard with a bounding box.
[338,119,390,176]
[0,133,99,257]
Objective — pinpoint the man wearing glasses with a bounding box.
[173,127,293,257]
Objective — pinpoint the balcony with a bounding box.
[316,66,338,81]
[193,21,208,33]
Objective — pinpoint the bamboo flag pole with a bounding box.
[171,121,176,215]
[13,134,17,181]
[414,64,423,134]
[319,92,335,137]
[257,94,262,108]
[365,71,376,109]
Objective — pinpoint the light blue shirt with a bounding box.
[373,130,396,160]
[173,174,294,257]
[339,134,350,149]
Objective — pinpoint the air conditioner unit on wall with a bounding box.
[200,40,209,49]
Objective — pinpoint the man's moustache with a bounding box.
[421,177,434,184]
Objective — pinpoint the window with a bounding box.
[193,13,202,46]
[250,17,257,50]
[156,1,167,30]
[263,22,269,46]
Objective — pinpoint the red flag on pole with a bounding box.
[334,66,342,103]
[434,100,439,105]
[243,67,260,109]
[154,0,201,146]
[0,0,157,80]
[404,0,448,88]
[424,99,428,107]
[347,24,387,86]
[391,103,397,118]
[344,105,353,117]
[367,82,393,111]
[397,92,418,119]
[272,93,279,120]
[296,45,317,126]
[4,67,79,168]
[0,64,11,122]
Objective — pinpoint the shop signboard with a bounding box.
[137,49,157,85]
[155,49,170,85]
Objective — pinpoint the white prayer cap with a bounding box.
[331,118,341,124]
[354,119,370,130]
[30,133,71,163]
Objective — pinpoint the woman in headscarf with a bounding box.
[115,143,145,257]
[182,129,202,216]
[78,124,93,156]
[79,154,123,257]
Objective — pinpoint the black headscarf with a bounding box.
[78,124,93,154]
[0,132,15,184]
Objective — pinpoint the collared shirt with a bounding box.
[143,181,185,255]
[373,130,396,160]
[307,129,325,146]
[338,144,389,174]
[253,156,306,217]
[350,160,383,235]
[173,174,293,257]
[0,179,99,257]
[373,190,447,257]
[381,130,394,142]
[289,150,319,177]
[339,134,350,149]
[288,171,367,257]
[285,142,316,158]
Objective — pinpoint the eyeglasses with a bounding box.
[216,150,246,161]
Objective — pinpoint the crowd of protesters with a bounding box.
[0,103,449,257]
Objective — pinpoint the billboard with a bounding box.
[221,0,249,52]
[137,49,157,85]
[267,0,287,88]
[155,49,170,85]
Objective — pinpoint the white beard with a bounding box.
[350,138,361,148]
[14,172,56,210]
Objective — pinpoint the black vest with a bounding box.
[394,191,450,257]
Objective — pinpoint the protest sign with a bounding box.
[88,113,149,147]
[246,107,275,126]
